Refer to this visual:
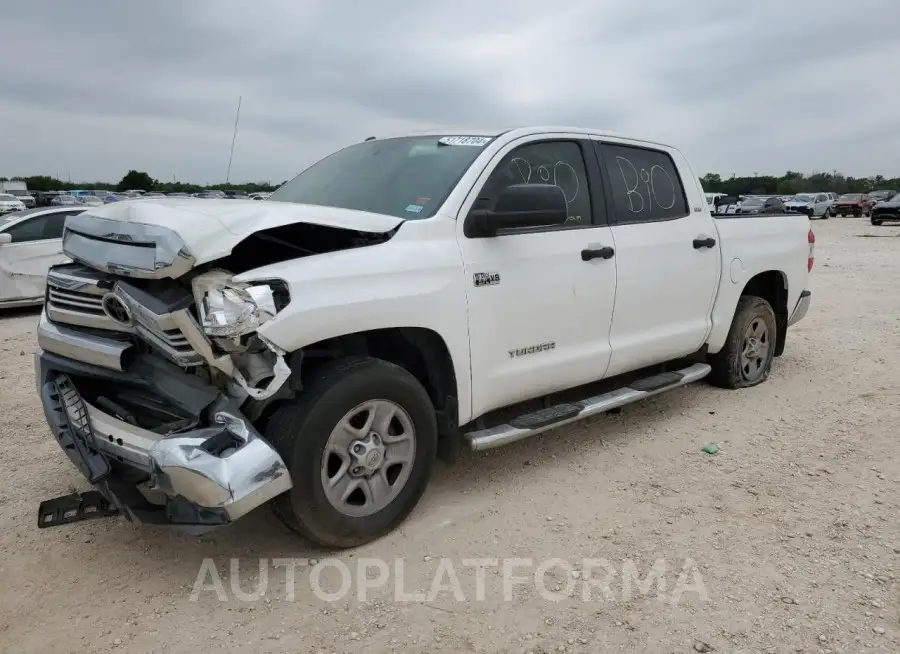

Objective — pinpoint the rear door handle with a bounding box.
[581,246,615,261]
[693,237,716,249]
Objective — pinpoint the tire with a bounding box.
[707,295,778,390]
[266,356,438,548]
[872,218,883,226]
[840,213,846,218]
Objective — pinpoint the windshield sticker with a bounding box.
[405,204,424,214]
[438,136,492,147]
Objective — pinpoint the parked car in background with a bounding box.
[0,194,27,215]
[784,193,833,218]
[142,192,166,198]
[870,193,900,226]
[33,192,59,207]
[832,193,873,217]
[77,196,104,207]
[167,192,191,198]
[736,196,786,214]
[250,192,272,200]
[4,188,36,208]
[104,194,122,204]
[868,190,897,205]
[51,194,78,206]
[704,192,727,207]
[0,206,87,308]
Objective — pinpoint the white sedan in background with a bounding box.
[0,194,27,215]
[0,206,87,308]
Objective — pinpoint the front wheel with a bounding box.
[267,356,438,548]
[872,218,883,226]
[707,295,777,389]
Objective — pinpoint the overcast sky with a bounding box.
[3,0,899,184]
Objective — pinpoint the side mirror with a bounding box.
[465,184,569,238]
[0,233,11,245]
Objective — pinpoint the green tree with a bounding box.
[117,170,155,192]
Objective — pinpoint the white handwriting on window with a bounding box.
[615,156,676,213]
[509,158,580,204]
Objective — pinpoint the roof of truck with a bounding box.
[369,126,673,150]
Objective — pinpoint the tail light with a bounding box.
[808,229,815,272]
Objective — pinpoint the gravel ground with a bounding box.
[1,217,899,654]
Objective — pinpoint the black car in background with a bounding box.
[736,196,786,214]
[870,193,900,225]
[868,189,897,205]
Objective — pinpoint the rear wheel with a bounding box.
[872,218,883,226]
[707,295,777,389]
[266,356,438,548]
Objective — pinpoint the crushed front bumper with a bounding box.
[34,347,293,531]
[788,290,811,327]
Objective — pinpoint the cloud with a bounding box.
[2,0,899,183]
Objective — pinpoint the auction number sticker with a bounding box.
[438,136,492,147]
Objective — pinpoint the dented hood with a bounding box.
[63,198,404,278]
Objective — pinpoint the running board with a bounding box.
[464,362,711,451]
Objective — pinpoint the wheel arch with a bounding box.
[739,270,789,357]
[293,327,462,462]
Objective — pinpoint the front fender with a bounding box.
[239,216,474,422]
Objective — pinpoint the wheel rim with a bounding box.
[320,399,417,517]
[740,318,771,382]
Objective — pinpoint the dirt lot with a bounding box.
[1,217,898,653]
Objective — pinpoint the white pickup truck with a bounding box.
[34,127,814,548]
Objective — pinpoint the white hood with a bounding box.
[81,197,404,264]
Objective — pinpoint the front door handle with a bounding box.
[581,247,615,261]
[693,237,716,249]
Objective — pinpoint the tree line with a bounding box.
[2,169,898,197]
[0,170,284,194]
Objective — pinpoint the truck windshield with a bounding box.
[268,136,492,219]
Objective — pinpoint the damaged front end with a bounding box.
[35,214,301,531]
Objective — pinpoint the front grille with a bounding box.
[46,264,203,367]
[48,286,105,316]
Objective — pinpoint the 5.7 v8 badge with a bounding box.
[473,272,500,287]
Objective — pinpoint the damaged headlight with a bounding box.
[191,270,286,338]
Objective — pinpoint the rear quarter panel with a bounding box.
[706,214,811,353]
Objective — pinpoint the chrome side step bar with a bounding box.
[464,362,711,451]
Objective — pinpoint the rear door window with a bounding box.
[597,143,689,224]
